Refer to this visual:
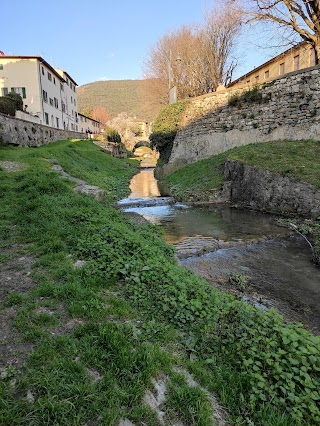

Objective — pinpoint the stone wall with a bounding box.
[94,141,128,158]
[169,65,320,165]
[223,159,320,218]
[0,113,84,147]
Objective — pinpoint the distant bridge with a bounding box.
[132,140,150,152]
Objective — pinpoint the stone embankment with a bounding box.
[169,65,320,165]
[0,112,83,147]
[222,160,320,218]
[94,141,128,158]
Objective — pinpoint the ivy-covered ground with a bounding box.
[0,140,319,426]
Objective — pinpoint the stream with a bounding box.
[119,168,320,334]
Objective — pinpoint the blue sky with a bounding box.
[2,0,278,86]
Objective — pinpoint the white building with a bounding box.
[78,113,101,135]
[55,69,78,131]
[0,55,78,130]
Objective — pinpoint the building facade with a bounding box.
[0,56,78,131]
[55,69,78,131]
[78,113,101,134]
[228,42,316,89]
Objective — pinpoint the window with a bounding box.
[246,80,250,84]
[0,65,3,70]
[1,87,8,96]
[10,87,27,99]
[44,112,49,125]
[53,77,56,85]
[74,99,76,106]
[294,55,300,71]
[60,83,64,91]
[279,62,285,75]
[49,98,54,106]
[42,67,45,75]
[71,96,73,103]
[255,75,259,82]
[264,70,270,79]
[43,90,48,102]
[80,116,83,122]
[54,97,58,108]
[62,102,66,112]
[73,85,76,92]
[48,72,52,81]
[310,48,316,67]
[56,117,59,128]
[66,78,69,85]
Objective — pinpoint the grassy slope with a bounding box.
[77,79,163,122]
[0,140,319,426]
[164,140,320,201]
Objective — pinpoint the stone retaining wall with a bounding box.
[0,113,84,147]
[223,159,320,218]
[169,65,320,165]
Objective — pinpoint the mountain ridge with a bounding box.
[77,79,163,122]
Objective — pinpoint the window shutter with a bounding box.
[11,87,14,93]
[22,87,26,99]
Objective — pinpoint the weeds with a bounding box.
[228,272,249,291]
[228,86,264,107]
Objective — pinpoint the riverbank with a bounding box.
[160,139,320,262]
[0,140,319,425]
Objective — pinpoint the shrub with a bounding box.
[149,101,188,163]
[0,96,16,116]
[228,93,240,106]
[6,92,23,111]
[0,93,23,116]
[104,127,121,143]
[228,86,263,107]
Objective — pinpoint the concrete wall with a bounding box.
[169,66,320,165]
[0,112,83,147]
[224,160,320,218]
[16,110,41,124]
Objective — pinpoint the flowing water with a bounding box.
[119,168,320,333]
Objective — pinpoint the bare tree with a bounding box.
[143,2,242,101]
[199,3,243,88]
[106,112,140,142]
[244,0,320,62]
[91,106,109,126]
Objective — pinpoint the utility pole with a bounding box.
[168,50,179,104]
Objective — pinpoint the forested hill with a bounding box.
[77,79,163,122]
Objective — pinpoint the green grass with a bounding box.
[164,140,320,201]
[230,139,320,189]
[0,139,319,425]
[164,151,227,201]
